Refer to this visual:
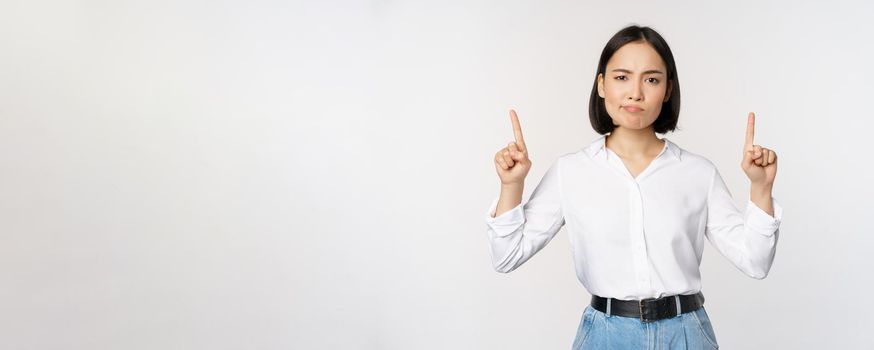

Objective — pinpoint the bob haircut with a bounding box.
[589,25,681,135]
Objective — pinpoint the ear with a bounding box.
[597,73,605,98]
[663,80,672,102]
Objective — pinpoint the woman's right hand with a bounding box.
[494,109,532,185]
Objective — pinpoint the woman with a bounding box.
[485,25,782,349]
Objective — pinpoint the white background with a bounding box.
[2,0,873,349]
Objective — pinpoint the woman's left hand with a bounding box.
[741,112,778,185]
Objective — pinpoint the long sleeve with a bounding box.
[485,159,565,273]
[704,166,783,279]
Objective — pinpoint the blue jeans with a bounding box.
[572,304,720,349]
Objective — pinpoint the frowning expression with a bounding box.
[597,41,672,130]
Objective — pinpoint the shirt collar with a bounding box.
[583,135,682,161]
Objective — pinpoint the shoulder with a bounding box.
[563,135,607,162]
[533,150,588,179]
[665,140,725,193]
[544,151,579,171]
[555,149,589,167]
[665,138,718,172]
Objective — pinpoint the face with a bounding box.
[597,41,672,130]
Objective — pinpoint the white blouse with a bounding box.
[485,135,783,300]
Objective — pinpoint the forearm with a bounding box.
[750,182,774,217]
[494,183,524,217]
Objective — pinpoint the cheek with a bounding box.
[642,85,666,107]
[652,83,668,98]
[604,86,623,106]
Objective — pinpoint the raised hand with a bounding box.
[741,112,778,185]
[494,109,532,185]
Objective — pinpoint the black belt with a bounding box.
[590,292,705,323]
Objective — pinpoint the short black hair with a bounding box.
[588,25,681,135]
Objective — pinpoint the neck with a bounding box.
[605,127,663,158]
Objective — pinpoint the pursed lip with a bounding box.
[622,105,644,112]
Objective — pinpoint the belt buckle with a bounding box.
[638,297,656,323]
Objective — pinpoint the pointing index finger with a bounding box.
[510,109,527,151]
[745,112,755,150]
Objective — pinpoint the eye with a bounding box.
[614,75,627,81]
[646,77,660,84]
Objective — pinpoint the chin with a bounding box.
[614,118,657,130]
[609,110,657,130]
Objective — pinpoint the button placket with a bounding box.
[628,181,651,293]
[605,147,654,294]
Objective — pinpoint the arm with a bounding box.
[704,167,783,279]
[485,159,565,273]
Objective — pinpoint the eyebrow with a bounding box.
[611,68,665,75]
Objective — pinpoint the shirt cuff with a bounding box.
[745,197,783,235]
[486,197,525,237]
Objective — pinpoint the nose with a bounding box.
[627,80,643,102]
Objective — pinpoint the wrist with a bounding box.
[750,182,773,198]
[501,181,524,189]
[500,182,524,198]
